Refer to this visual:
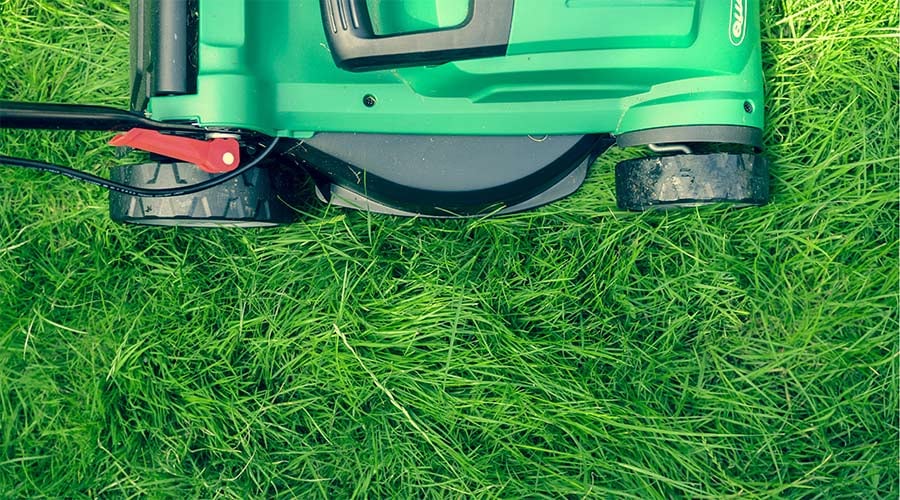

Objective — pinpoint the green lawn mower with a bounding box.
[0,0,769,226]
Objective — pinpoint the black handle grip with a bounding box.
[320,0,514,72]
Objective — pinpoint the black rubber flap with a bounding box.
[297,133,612,216]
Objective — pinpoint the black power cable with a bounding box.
[0,137,281,198]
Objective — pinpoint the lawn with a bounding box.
[0,0,897,497]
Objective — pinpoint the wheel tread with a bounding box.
[615,153,769,211]
[109,161,301,227]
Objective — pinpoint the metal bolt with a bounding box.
[363,94,377,108]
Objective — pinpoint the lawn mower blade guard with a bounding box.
[293,133,614,217]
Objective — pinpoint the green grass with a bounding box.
[0,0,897,497]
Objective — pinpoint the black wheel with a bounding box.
[615,152,769,211]
[109,161,303,227]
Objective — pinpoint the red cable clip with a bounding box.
[109,128,241,174]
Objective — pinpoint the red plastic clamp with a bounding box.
[109,128,241,174]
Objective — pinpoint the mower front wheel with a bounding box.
[614,152,769,211]
[109,161,302,227]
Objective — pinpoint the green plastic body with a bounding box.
[147,0,764,139]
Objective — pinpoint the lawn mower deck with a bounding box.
[0,0,769,226]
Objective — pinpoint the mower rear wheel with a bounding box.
[109,161,302,227]
[615,152,769,211]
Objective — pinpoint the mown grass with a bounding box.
[0,0,897,497]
